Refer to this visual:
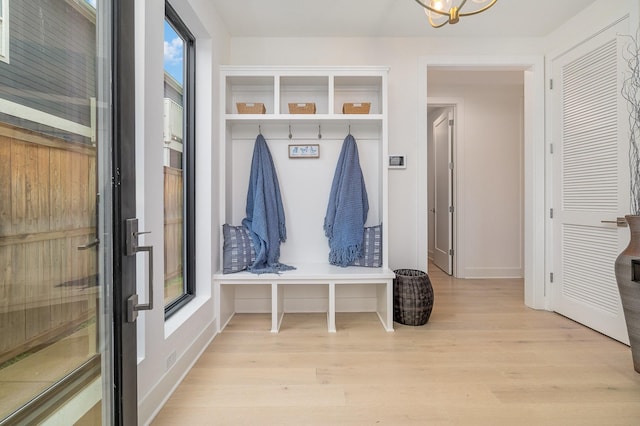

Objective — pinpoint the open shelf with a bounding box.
[223,67,386,119]
[225,75,275,114]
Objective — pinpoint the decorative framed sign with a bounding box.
[388,154,406,169]
[288,144,320,159]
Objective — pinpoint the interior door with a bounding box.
[551,22,629,343]
[433,109,454,275]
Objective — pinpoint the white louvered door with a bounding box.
[552,23,630,343]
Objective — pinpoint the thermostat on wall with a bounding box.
[388,155,406,169]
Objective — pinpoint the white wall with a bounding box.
[428,72,524,278]
[135,1,229,424]
[229,37,543,271]
[227,124,383,264]
[544,0,639,52]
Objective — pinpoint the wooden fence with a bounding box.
[0,123,97,365]
[164,166,183,304]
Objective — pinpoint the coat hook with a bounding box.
[258,124,262,135]
[348,124,351,135]
[288,124,292,140]
[318,124,322,139]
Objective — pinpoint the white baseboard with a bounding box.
[464,266,523,279]
[141,318,217,426]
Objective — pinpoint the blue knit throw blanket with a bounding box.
[324,134,369,267]
[242,134,295,274]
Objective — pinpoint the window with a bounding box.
[0,0,9,62]
[163,3,196,316]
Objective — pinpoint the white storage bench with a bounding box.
[213,264,395,333]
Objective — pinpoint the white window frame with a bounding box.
[0,0,9,63]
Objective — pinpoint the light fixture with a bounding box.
[413,0,498,28]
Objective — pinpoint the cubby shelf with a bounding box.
[223,66,386,116]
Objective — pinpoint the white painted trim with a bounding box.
[418,55,546,310]
[0,98,92,137]
[523,63,547,310]
[163,294,211,338]
[0,0,9,64]
[140,319,217,426]
[417,61,429,272]
[220,65,391,76]
[464,267,524,279]
[544,54,554,313]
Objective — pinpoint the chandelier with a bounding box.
[413,0,498,28]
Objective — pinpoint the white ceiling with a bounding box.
[210,0,597,38]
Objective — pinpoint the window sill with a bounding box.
[163,293,211,339]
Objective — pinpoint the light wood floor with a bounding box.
[153,266,640,425]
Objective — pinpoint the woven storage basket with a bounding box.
[342,102,371,114]
[288,103,316,114]
[393,269,434,326]
[236,102,266,114]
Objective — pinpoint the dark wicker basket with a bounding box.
[393,269,434,326]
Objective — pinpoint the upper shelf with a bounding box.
[223,114,384,125]
[222,67,387,117]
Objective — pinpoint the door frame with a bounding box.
[111,0,138,423]
[418,55,546,310]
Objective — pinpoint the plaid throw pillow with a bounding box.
[222,224,256,274]
[353,224,382,267]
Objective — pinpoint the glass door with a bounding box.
[0,0,137,423]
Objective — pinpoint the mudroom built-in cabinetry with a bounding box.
[214,66,394,333]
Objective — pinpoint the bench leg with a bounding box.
[376,280,394,332]
[272,282,283,333]
[328,282,336,333]
[216,283,237,333]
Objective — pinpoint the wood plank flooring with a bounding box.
[152,266,640,425]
